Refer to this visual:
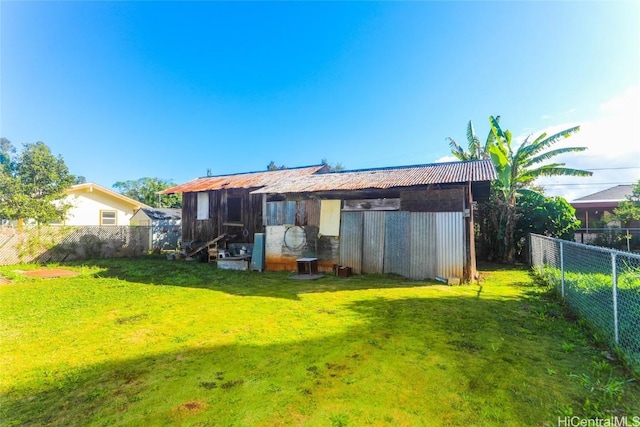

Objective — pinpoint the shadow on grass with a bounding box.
[6,293,635,427]
[64,256,445,300]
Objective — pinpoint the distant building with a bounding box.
[130,208,182,251]
[571,185,635,229]
[62,182,150,226]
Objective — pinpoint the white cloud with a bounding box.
[436,155,458,163]
[535,85,640,201]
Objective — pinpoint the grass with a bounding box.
[533,264,640,372]
[1,257,639,426]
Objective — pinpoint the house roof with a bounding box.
[251,159,497,194]
[66,182,151,209]
[138,208,182,220]
[160,165,328,194]
[571,185,633,204]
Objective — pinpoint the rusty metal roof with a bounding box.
[160,165,327,194]
[251,159,497,194]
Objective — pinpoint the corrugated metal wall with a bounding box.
[339,212,363,274]
[384,211,410,278]
[362,211,386,274]
[339,211,465,280]
[435,212,465,279]
[409,212,437,280]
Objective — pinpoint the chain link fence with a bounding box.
[530,234,640,372]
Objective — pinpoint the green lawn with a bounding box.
[1,258,638,426]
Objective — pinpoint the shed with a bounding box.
[252,160,497,282]
[130,208,182,251]
[163,160,496,282]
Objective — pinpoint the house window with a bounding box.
[227,197,242,222]
[197,192,209,220]
[100,210,117,226]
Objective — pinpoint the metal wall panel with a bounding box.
[339,211,363,274]
[266,201,296,225]
[338,210,466,280]
[362,211,386,274]
[409,212,436,280]
[283,201,296,225]
[251,233,265,271]
[266,202,279,226]
[435,212,465,279]
[384,211,410,277]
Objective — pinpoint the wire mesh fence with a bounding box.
[0,225,151,265]
[530,234,640,372]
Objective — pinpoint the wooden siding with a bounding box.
[400,187,465,212]
[182,189,264,244]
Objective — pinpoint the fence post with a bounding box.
[611,252,619,345]
[560,240,565,299]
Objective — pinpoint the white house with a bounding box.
[61,182,150,226]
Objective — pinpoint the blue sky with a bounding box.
[1,1,638,200]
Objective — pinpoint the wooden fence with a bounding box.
[0,225,151,265]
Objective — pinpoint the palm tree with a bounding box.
[446,117,499,160]
[487,115,592,262]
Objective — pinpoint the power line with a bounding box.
[583,166,640,171]
[540,182,635,187]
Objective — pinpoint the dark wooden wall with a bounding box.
[181,189,264,244]
[400,187,465,212]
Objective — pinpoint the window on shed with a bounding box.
[100,210,117,226]
[227,197,242,222]
[197,192,209,220]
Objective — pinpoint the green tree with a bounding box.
[0,139,76,223]
[321,158,345,172]
[266,161,286,171]
[487,116,592,262]
[612,180,640,225]
[112,177,182,208]
[514,191,581,260]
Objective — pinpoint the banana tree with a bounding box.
[446,117,499,161]
[487,116,592,262]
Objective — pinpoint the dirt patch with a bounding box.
[21,269,79,279]
[0,275,12,285]
[171,400,208,419]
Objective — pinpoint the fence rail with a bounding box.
[0,225,151,265]
[530,234,640,372]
